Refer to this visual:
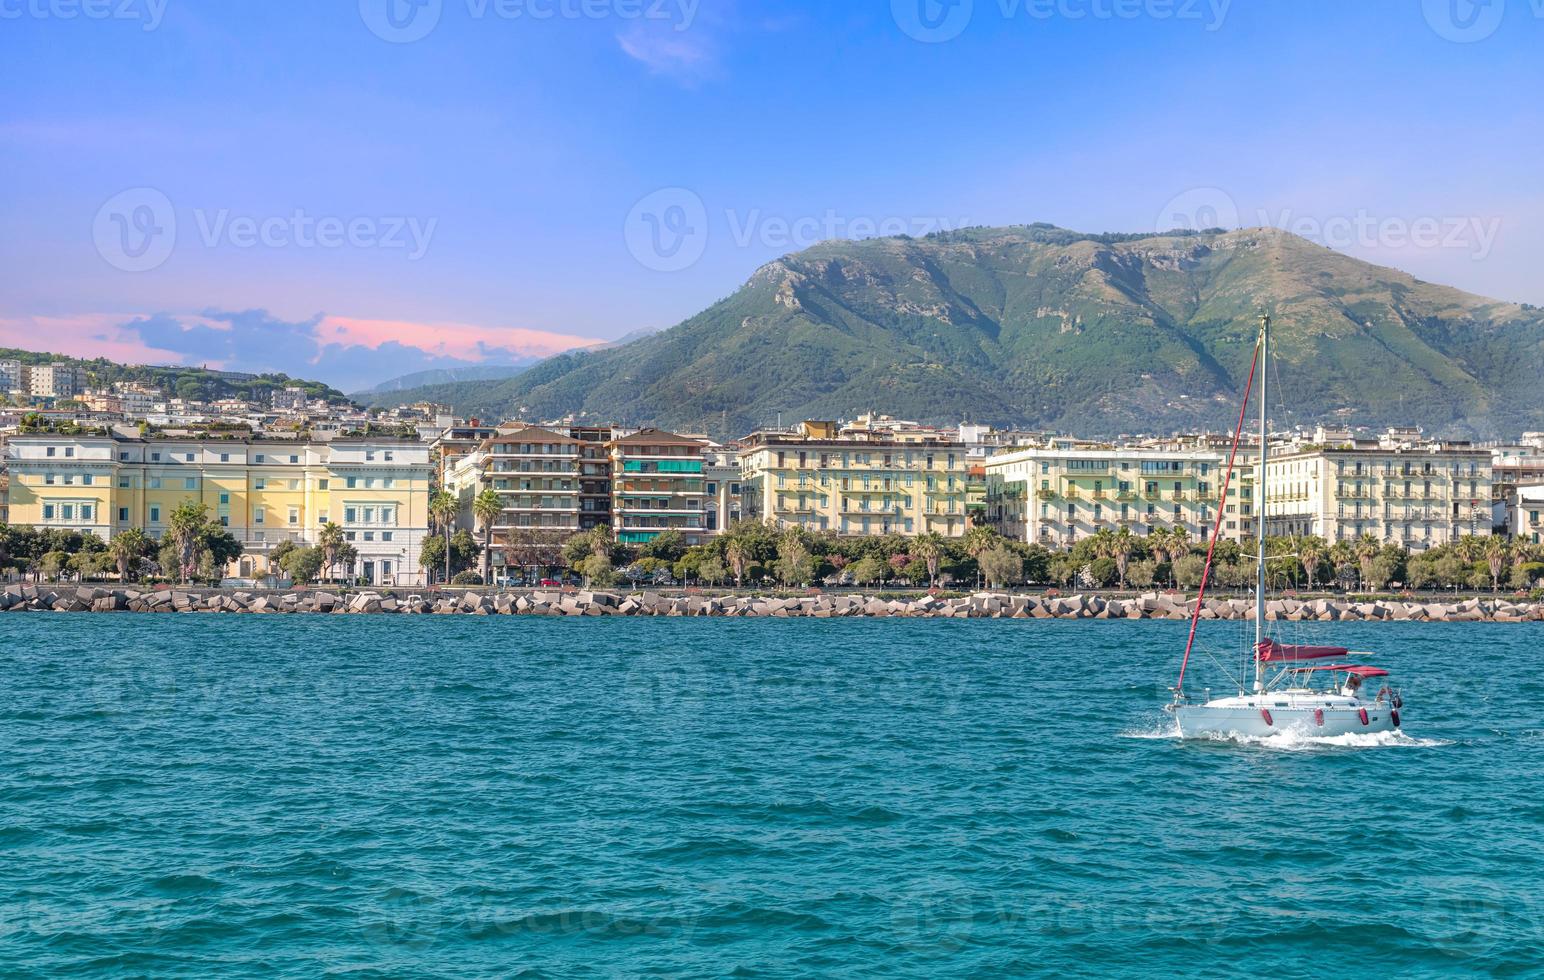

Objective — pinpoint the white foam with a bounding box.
[1191,728,1450,752]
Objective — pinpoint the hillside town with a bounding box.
[0,368,1541,593]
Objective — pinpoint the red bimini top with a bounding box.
[1294,665,1391,679]
[1256,640,1351,663]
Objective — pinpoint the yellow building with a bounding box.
[738,422,970,538]
[6,433,432,584]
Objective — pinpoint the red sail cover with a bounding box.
[1295,665,1391,679]
[1256,640,1351,663]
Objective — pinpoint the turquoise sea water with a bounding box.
[2,615,1541,978]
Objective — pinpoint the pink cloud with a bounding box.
[0,314,197,367]
[318,316,603,361]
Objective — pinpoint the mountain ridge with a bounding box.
[361,225,1544,439]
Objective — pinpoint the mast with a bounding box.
[1254,313,1270,693]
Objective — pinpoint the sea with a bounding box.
[2,614,1540,978]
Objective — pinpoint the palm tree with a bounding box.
[913,531,946,588]
[1354,533,1382,591]
[1299,535,1328,590]
[1103,525,1136,589]
[1484,535,1510,592]
[963,525,1000,588]
[1147,527,1173,569]
[725,538,749,587]
[429,491,459,585]
[473,488,504,585]
[318,521,346,583]
[109,528,148,583]
[166,501,209,585]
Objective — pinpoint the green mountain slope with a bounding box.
[371,225,1544,438]
[0,348,349,405]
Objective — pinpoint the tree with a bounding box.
[776,530,815,587]
[698,556,727,587]
[1484,535,1510,592]
[641,528,687,564]
[420,534,447,580]
[849,555,887,586]
[279,545,325,585]
[429,490,459,584]
[165,501,210,584]
[1096,526,1137,589]
[1049,553,1079,589]
[979,546,1022,589]
[450,529,479,576]
[1126,560,1157,589]
[318,522,346,583]
[1173,554,1207,590]
[962,525,1001,587]
[473,489,504,586]
[1299,536,1328,588]
[580,553,617,588]
[109,528,149,582]
[726,539,750,587]
[912,531,946,588]
[1354,534,1382,591]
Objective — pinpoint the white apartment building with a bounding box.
[1509,486,1544,545]
[984,442,1256,548]
[1262,433,1493,549]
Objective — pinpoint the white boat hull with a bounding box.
[1174,699,1400,739]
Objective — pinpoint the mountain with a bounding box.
[0,347,349,404]
[352,362,534,399]
[363,226,1544,439]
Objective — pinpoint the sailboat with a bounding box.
[1166,314,1404,739]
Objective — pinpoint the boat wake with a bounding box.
[1121,724,1450,752]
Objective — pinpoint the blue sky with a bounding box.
[1,0,1540,390]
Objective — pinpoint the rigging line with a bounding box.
[1176,337,1262,697]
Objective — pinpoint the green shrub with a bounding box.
[451,571,485,586]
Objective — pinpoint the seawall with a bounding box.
[8,586,1543,622]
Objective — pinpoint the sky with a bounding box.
[2,0,1541,391]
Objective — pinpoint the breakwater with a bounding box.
[7,585,1542,622]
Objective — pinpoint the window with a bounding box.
[346,477,357,489]
[318,512,328,524]
[288,455,299,464]
[150,506,160,523]
[43,505,55,520]
[44,474,55,485]
[219,492,230,505]
[184,477,196,490]
[149,477,161,489]
[366,451,376,462]
[254,478,266,490]
[346,531,357,541]
[118,477,130,489]
[345,507,357,523]
[288,480,299,491]
[151,452,161,462]
[381,507,394,524]
[381,532,393,542]
[364,531,375,542]
[255,454,265,464]
[46,447,56,457]
[288,507,299,526]
[319,479,329,491]
[219,515,229,527]
[220,453,230,463]
[384,451,394,462]
[118,507,129,522]
[82,474,92,486]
